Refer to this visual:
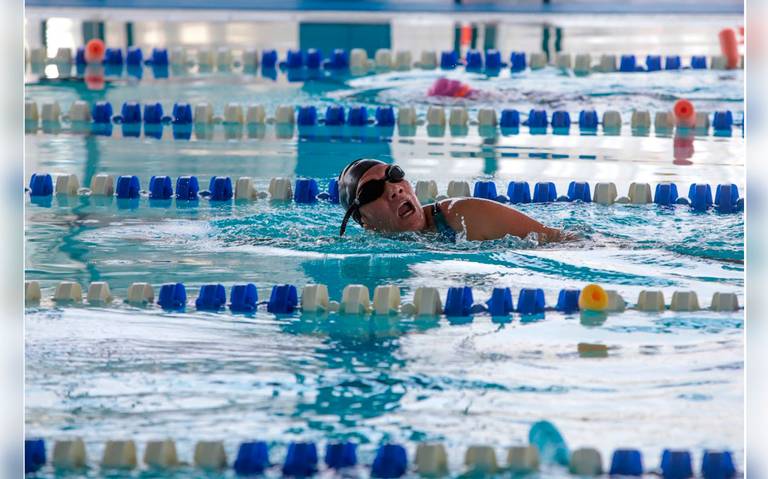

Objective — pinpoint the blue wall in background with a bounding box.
[299,23,390,58]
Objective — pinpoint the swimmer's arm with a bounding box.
[440,198,565,242]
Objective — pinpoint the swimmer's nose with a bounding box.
[387,184,405,201]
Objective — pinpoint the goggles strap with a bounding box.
[339,199,360,237]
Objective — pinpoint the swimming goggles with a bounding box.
[339,165,405,236]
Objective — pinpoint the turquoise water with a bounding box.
[25,53,744,476]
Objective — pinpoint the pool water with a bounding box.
[25,27,744,477]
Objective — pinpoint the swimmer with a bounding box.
[338,158,574,243]
[428,77,474,98]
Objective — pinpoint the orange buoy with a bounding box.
[84,39,105,64]
[719,28,740,69]
[578,284,608,311]
[673,99,696,128]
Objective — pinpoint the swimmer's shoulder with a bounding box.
[434,197,489,232]
[436,197,506,216]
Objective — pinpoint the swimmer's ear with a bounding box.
[359,215,375,231]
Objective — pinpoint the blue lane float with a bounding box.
[485,49,503,69]
[267,284,298,314]
[195,284,226,311]
[465,50,483,70]
[294,178,319,203]
[172,103,193,124]
[507,181,531,204]
[567,181,591,202]
[440,50,459,70]
[444,286,473,317]
[348,106,368,126]
[500,109,520,128]
[325,105,345,126]
[517,288,546,315]
[646,55,662,72]
[691,55,707,69]
[610,449,644,476]
[175,176,200,201]
[555,289,580,314]
[371,444,408,478]
[120,102,142,123]
[713,110,734,131]
[688,183,713,211]
[715,184,740,213]
[234,441,270,475]
[473,181,498,200]
[661,450,694,479]
[325,442,357,469]
[701,450,735,479]
[25,439,46,474]
[104,48,123,65]
[126,47,143,66]
[92,101,113,123]
[150,48,168,65]
[619,54,637,72]
[654,183,679,206]
[148,175,173,200]
[261,49,278,69]
[527,109,548,129]
[306,49,323,69]
[375,106,395,126]
[29,173,53,197]
[282,442,318,477]
[665,55,682,70]
[143,102,164,124]
[328,179,340,204]
[297,106,318,126]
[208,176,233,201]
[486,287,514,316]
[229,284,258,313]
[284,49,304,69]
[551,110,571,130]
[579,110,599,130]
[158,282,187,310]
[510,51,526,72]
[116,175,141,199]
[533,182,558,203]
[325,49,349,70]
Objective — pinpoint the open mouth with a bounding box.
[397,200,416,219]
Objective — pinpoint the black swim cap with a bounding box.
[338,158,387,209]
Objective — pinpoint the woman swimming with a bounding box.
[338,159,572,243]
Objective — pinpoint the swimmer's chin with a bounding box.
[364,215,426,234]
[363,218,425,235]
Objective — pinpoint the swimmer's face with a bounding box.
[356,164,426,233]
